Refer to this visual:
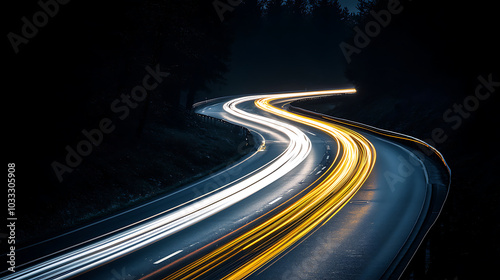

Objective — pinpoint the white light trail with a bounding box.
[154,250,184,265]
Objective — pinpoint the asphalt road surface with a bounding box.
[1,89,449,280]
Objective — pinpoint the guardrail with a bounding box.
[194,112,257,153]
[288,104,451,178]
[288,103,451,280]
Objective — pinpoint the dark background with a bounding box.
[4,0,499,279]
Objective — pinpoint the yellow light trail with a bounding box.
[160,89,377,280]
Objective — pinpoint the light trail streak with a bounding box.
[160,89,377,280]
[4,88,378,280]
[3,96,312,279]
[155,250,184,265]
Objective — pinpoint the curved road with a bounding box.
[1,89,449,280]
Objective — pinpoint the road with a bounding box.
[1,89,449,280]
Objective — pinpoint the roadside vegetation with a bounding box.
[7,1,244,246]
[292,1,498,278]
[18,109,253,245]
